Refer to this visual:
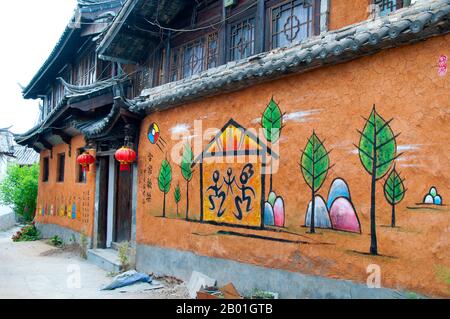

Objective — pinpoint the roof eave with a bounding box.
[97,0,139,61]
[22,26,77,100]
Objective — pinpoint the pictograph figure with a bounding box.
[234,164,256,220]
[223,168,237,195]
[207,171,226,217]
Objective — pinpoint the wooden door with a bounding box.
[114,163,132,243]
[97,157,109,249]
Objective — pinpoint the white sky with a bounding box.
[0,0,77,134]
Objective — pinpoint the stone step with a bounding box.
[87,249,122,273]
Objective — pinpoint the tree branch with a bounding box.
[376,118,394,135]
[299,163,314,178]
[314,149,332,165]
[353,143,374,161]
[376,153,404,169]
[376,133,401,151]
[357,129,374,145]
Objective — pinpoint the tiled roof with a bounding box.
[13,146,40,166]
[132,0,450,113]
[0,129,15,155]
[15,79,119,144]
[70,97,122,139]
[97,0,188,63]
[0,129,38,165]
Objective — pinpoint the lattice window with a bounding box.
[170,32,220,81]
[182,39,206,79]
[269,0,314,50]
[374,0,404,16]
[229,17,256,61]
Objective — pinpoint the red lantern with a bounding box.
[115,146,137,171]
[77,153,95,172]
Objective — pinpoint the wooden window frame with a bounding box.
[76,148,87,184]
[156,48,167,86]
[169,31,220,82]
[373,0,406,17]
[56,152,65,183]
[72,48,97,86]
[266,0,320,50]
[227,12,257,62]
[42,157,49,182]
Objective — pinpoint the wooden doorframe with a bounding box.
[113,161,133,244]
[95,156,109,249]
[106,155,117,248]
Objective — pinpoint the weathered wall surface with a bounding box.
[329,0,370,30]
[136,34,450,297]
[35,135,96,237]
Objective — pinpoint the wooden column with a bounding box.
[219,0,228,65]
[255,0,266,54]
[163,31,172,84]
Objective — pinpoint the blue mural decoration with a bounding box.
[72,203,77,220]
[423,186,443,205]
[327,178,351,209]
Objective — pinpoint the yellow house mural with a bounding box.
[193,119,279,228]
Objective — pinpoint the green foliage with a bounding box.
[249,288,277,299]
[300,132,331,192]
[358,108,397,180]
[174,185,181,204]
[384,167,406,205]
[158,160,172,194]
[12,223,40,242]
[262,98,283,143]
[118,241,130,272]
[50,235,64,248]
[181,143,194,182]
[0,163,39,222]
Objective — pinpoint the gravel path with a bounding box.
[0,227,190,299]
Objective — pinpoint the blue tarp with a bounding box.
[102,270,152,291]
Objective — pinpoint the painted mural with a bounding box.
[193,119,278,228]
[148,97,448,274]
[355,105,401,255]
[36,189,93,235]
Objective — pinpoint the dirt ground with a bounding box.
[0,227,190,299]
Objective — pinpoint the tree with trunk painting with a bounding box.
[174,184,181,217]
[158,159,172,218]
[261,98,284,193]
[300,132,332,234]
[383,165,406,228]
[355,105,401,255]
[181,143,194,221]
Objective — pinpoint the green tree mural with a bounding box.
[158,159,172,218]
[355,105,401,255]
[174,184,181,217]
[300,132,332,234]
[384,166,406,228]
[261,98,284,193]
[181,143,194,221]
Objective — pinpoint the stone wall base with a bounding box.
[136,244,412,299]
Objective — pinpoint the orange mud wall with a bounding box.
[136,34,450,298]
[329,0,371,30]
[35,135,96,237]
